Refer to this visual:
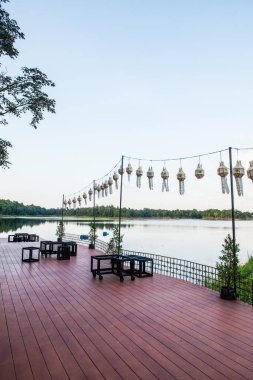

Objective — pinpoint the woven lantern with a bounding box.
[77,195,82,207]
[247,161,253,183]
[147,167,154,190]
[104,180,109,197]
[68,198,72,207]
[88,188,93,201]
[72,197,77,209]
[100,182,104,197]
[217,161,229,194]
[113,171,119,190]
[96,184,101,198]
[195,163,204,179]
[233,160,245,196]
[63,199,68,208]
[118,166,125,176]
[161,167,169,192]
[108,177,113,194]
[177,167,186,195]
[82,192,87,205]
[136,166,143,188]
[126,163,133,182]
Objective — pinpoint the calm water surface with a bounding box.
[0,218,252,267]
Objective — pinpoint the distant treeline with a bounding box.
[0,199,253,220]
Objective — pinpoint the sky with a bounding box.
[1,0,253,211]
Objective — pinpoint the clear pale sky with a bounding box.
[1,0,253,210]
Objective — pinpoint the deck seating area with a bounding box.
[1,237,253,379]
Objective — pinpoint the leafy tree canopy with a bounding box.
[0,0,55,168]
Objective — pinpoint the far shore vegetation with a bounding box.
[0,199,253,220]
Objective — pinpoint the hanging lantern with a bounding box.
[118,166,125,176]
[195,163,204,179]
[68,198,72,208]
[136,166,143,188]
[113,171,119,189]
[63,199,68,208]
[217,161,229,194]
[247,161,253,183]
[108,177,113,194]
[88,188,93,201]
[101,182,105,197]
[177,168,185,195]
[72,197,77,209]
[96,184,101,198]
[104,180,109,196]
[82,192,87,205]
[126,163,133,182]
[77,195,82,207]
[147,167,154,190]
[161,167,169,192]
[233,160,245,196]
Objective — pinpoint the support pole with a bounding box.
[228,147,237,295]
[61,194,64,224]
[93,180,96,249]
[118,155,124,255]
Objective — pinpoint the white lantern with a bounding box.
[247,161,253,182]
[217,161,229,194]
[136,166,143,188]
[161,167,169,192]
[101,183,105,197]
[147,167,154,190]
[68,198,72,207]
[77,195,82,207]
[63,199,68,208]
[177,168,185,195]
[118,166,125,176]
[113,171,119,190]
[96,184,101,198]
[104,180,109,196]
[233,160,245,196]
[126,163,133,182]
[82,192,87,205]
[195,163,204,179]
[88,188,93,201]
[72,197,77,209]
[108,177,113,194]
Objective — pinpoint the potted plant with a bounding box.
[216,234,239,300]
[88,222,97,249]
[106,225,123,255]
[56,220,65,242]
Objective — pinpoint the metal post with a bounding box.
[93,180,96,249]
[61,194,64,223]
[228,147,236,294]
[118,155,124,255]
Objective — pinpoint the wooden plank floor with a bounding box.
[0,239,253,380]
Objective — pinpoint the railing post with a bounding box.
[93,180,96,249]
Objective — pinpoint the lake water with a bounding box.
[0,218,252,267]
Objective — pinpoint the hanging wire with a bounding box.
[65,157,122,197]
[124,147,229,162]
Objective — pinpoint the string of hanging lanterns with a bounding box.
[62,147,253,209]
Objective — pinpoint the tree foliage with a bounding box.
[106,225,123,254]
[0,0,55,168]
[216,234,240,288]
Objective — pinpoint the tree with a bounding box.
[216,234,239,289]
[106,225,123,255]
[56,220,65,242]
[0,0,55,168]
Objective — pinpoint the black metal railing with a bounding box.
[64,234,253,305]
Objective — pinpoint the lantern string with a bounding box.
[64,146,253,199]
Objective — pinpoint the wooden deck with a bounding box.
[0,239,253,380]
